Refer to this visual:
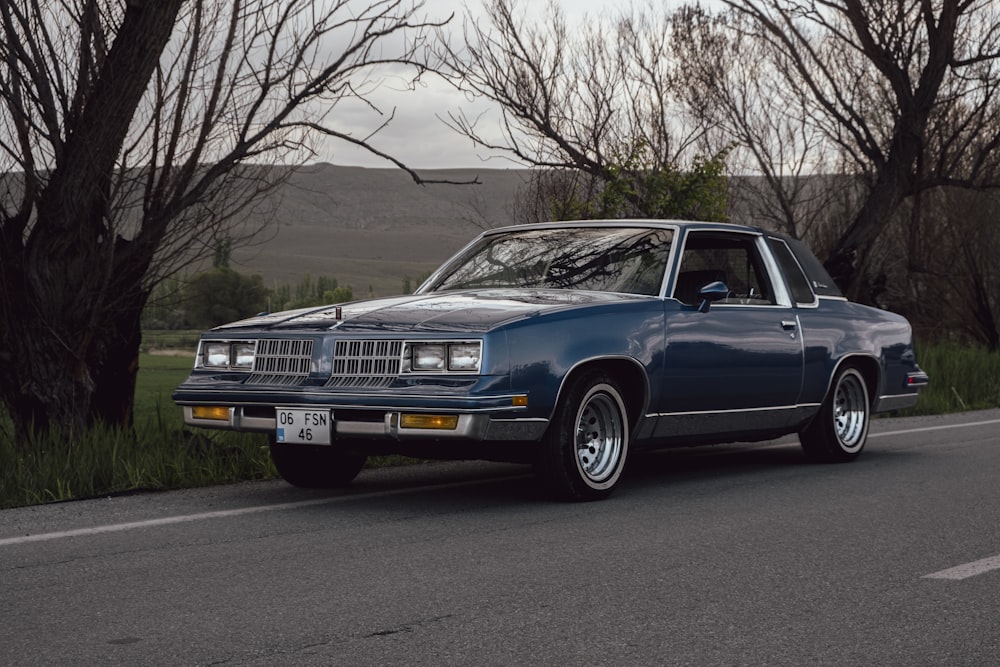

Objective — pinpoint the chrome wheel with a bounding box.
[575,388,626,484]
[539,371,631,501]
[834,372,868,451]
[799,366,870,463]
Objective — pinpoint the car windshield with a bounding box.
[430,227,673,296]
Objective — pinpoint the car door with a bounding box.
[655,229,805,436]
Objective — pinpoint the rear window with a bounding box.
[769,239,816,305]
[769,234,843,298]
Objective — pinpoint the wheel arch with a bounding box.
[831,354,880,407]
[552,356,649,429]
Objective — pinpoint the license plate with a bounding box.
[276,408,332,445]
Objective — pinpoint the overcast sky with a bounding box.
[318,0,697,170]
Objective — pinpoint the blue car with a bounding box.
[173,220,928,500]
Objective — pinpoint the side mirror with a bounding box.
[697,281,730,313]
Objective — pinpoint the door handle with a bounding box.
[780,320,798,330]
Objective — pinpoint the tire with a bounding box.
[268,439,367,488]
[537,370,630,501]
[799,366,870,463]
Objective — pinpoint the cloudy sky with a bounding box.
[317,0,699,170]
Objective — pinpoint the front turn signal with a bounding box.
[399,414,459,430]
[192,406,231,421]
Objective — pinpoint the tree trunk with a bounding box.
[90,292,147,430]
[824,128,920,301]
[2,317,95,441]
[0,230,151,442]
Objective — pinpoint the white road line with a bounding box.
[0,474,527,547]
[923,555,1000,580]
[2,417,998,548]
[0,497,336,547]
[869,418,1000,438]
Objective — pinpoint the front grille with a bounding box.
[327,339,403,388]
[245,338,313,385]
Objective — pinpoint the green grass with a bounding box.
[135,352,196,428]
[0,423,273,509]
[1,341,997,509]
[0,352,272,509]
[898,340,1000,415]
[141,330,202,354]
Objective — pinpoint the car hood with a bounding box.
[212,289,645,334]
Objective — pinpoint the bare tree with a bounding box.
[436,0,729,218]
[714,0,1000,299]
[903,188,1000,349]
[0,0,455,439]
[668,6,856,243]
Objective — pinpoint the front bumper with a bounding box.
[179,404,548,442]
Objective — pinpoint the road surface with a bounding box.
[2,409,998,665]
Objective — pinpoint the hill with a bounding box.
[228,164,530,296]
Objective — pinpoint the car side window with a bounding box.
[769,238,817,305]
[673,232,776,306]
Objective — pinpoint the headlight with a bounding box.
[232,342,256,369]
[448,343,481,371]
[199,340,256,370]
[405,341,481,373]
[203,342,231,368]
[411,343,446,371]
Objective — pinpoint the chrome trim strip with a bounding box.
[649,404,817,439]
[874,393,919,413]
[754,234,793,307]
[176,390,527,408]
[646,403,821,419]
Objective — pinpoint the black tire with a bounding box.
[268,439,367,488]
[537,370,630,501]
[799,366,870,463]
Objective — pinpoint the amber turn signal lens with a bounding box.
[399,414,459,430]
[192,406,230,421]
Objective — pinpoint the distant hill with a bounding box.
[228,164,531,296]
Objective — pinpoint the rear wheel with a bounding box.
[537,370,630,501]
[799,366,870,463]
[268,439,367,488]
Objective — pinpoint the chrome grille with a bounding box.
[327,340,402,388]
[245,338,313,385]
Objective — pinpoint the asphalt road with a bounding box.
[2,409,999,666]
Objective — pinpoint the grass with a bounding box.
[1,341,998,509]
[0,352,274,509]
[141,330,202,354]
[0,424,273,509]
[897,340,1000,415]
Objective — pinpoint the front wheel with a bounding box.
[537,371,630,501]
[268,439,367,488]
[799,366,870,463]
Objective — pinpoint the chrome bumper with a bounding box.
[874,392,920,413]
[181,406,548,441]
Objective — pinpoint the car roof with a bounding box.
[478,219,765,236]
